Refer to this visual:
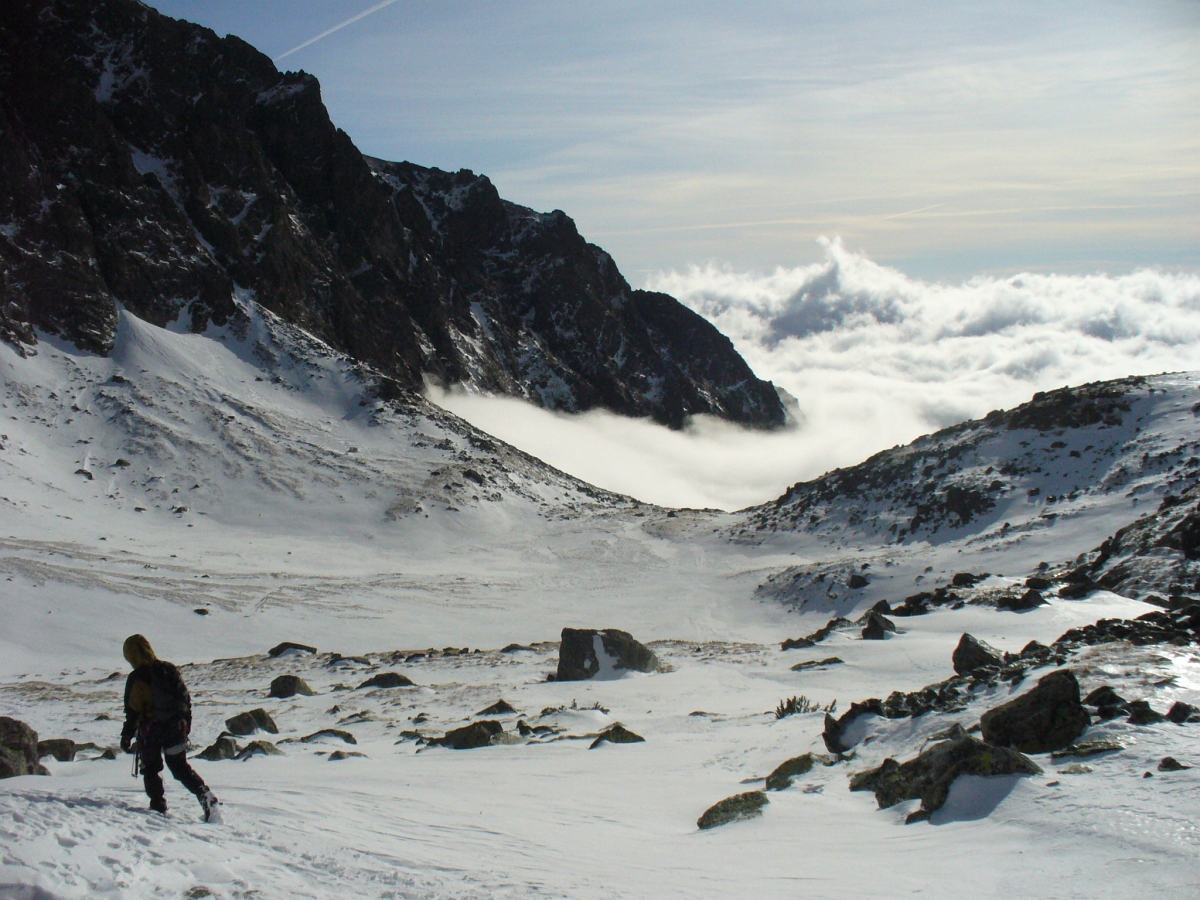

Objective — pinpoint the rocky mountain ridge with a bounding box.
[0,0,785,429]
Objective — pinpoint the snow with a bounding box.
[2,305,1199,898]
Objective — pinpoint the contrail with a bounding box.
[274,0,402,62]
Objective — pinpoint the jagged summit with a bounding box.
[0,0,786,429]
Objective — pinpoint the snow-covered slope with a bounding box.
[2,308,1198,899]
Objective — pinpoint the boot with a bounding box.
[199,788,220,822]
[149,795,167,814]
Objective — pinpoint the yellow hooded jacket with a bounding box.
[121,635,192,744]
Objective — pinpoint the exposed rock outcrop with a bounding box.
[554,628,657,681]
[979,670,1089,754]
[696,791,769,830]
[0,717,49,777]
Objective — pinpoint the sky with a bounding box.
[143,1,1200,509]
[145,0,1199,281]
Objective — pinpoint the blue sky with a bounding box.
[145,1,1199,282]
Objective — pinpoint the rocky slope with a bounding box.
[0,0,785,429]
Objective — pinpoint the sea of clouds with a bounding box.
[433,240,1200,511]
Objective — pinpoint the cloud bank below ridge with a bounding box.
[434,242,1200,510]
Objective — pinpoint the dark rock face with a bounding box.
[589,724,645,749]
[357,672,415,690]
[823,700,884,754]
[696,791,769,830]
[980,670,1089,754]
[195,735,241,761]
[268,642,317,658]
[37,738,76,762]
[555,628,658,681]
[952,634,1003,676]
[1167,701,1200,724]
[847,573,870,589]
[236,740,282,760]
[764,753,815,791]
[0,0,785,430]
[850,728,1041,817]
[224,708,278,736]
[1158,756,1190,772]
[434,720,503,750]
[269,675,314,699]
[1125,700,1167,726]
[0,717,49,777]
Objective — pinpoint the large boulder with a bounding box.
[195,735,241,761]
[952,634,1003,675]
[850,727,1041,819]
[697,791,769,830]
[269,675,315,699]
[555,629,658,682]
[224,708,279,736]
[0,717,49,778]
[980,670,1089,753]
[861,611,897,641]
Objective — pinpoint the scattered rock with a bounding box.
[952,633,1003,675]
[696,791,769,830]
[476,700,517,716]
[357,672,415,690]
[847,573,870,589]
[1050,739,1123,760]
[1025,576,1053,590]
[861,611,897,641]
[193,608,210,616]
[979,669,1089,753]
[555,628,658,681]
[589,724,645,749]
[951,572,980,587]
[114,458,131,467]
[1083,685,1126,707]
[269,675,315,699]
[36,738,76,762]
[300,729,357,745]
[1059,763,1092,775]
[823,699,884,754]
[195,735,241,761]
[237,740,283,760]
[790,656,844,672]
[224,708,279,736]
[0,718,49,778]
[328,750,367,761]
[268,642,317,657]
[1125,700,1167,726]
[1167,701,1200,724]
[500,644,533,653]
[998,589,1046,611]
[780,636,815,651]
[1157,756,1190,772]
[849,728,1041,817]
[765,753,815,790]
[432,720,504,750]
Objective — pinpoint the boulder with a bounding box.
[1050,739,1123,760]
[236,740,283,760]
[476,699,517,716]
[37,738,76,762]
[764,753,815,791]
[224,708,279,736]
[357,672,415,690]
[1158,757,1190,772]
[998,589,1046,611]
[269,675,315,699]
[952,634,1002,675]
[850,728,1041,817]
[696,791,769,830]
[589,724,645,749]
[555,628,658,682]
[847,573,870,589]
[300,729,357,745]
[823,699,884,754]
[1167,701,1199,724]
[433,720,504,750]
[780,637,815,651]
[1125,700,1167,726]
[268,642,317,658]
[1083,685,1125,707]
[979,670,1089,753]
[790,656,844,672]
[861,611,897,641]
[195,735,241,761]
[0,717,49,778]
[951,572,979,587]
[328,750,367,761]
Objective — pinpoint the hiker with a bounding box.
[119,634,219,820]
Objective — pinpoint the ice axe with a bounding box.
[131,740,141,778]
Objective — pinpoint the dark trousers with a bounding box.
[141,721,206,802]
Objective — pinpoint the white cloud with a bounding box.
[434,241,1200,511]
